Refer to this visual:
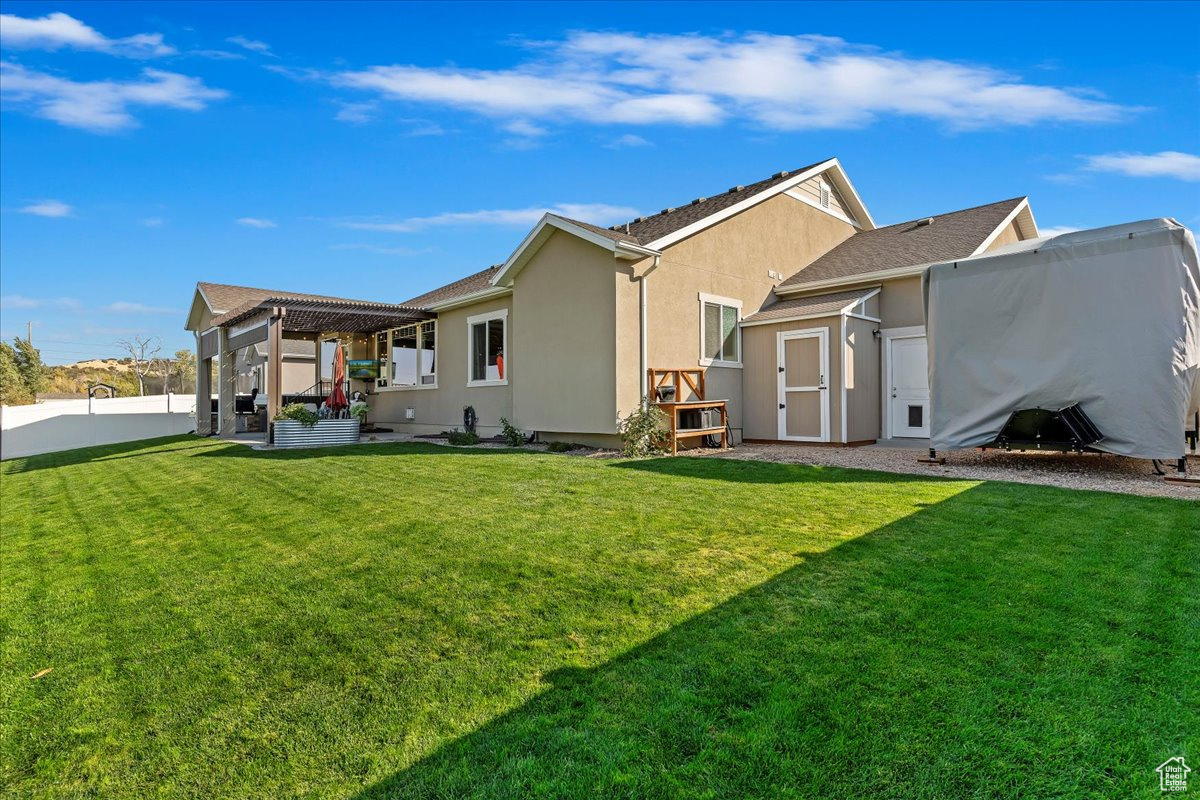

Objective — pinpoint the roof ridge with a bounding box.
[606,159,833,232]
[870,196,1026,233]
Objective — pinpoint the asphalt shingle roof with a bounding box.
[401,265,502,308]
[198,282,383,314]
[605,160,830,245]
[777,197,1025,289]
[742,288,877,324]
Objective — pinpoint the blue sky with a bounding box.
[1,1,1197,364]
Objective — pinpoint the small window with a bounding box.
[699,294,741,366]
[468,310,507,385]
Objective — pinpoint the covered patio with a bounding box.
[196,295,431,443]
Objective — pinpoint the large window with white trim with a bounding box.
[699,293,741,367]
[468,309,508,386]
[376,320,436,388]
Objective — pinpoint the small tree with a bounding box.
[171,349,196,393]
[116,335,161,396]
[0,342,28,405]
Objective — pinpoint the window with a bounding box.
[699,293,741,367]
[375,321,436,389]
[467,309,508,385]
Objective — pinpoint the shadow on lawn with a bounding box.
[350,482,1195,800]
[0,434,210,474]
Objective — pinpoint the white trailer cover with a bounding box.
[923,218,1200,459]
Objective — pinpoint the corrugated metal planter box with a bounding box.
[273,419,361,448]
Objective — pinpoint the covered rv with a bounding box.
[923,218,1200,461]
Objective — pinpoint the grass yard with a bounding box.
[1,436,1197,798]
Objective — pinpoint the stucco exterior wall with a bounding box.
[640,194,857,439]
[370,295,514,435]
[512,230,621,435]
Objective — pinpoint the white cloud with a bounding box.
[334,100,378,124]
[0,61,227,132]
[102,301,177,314]
[1082,151,1200,181]
[226,35,272,55]
[1038,225,1082,237]
[606,133,652,148]
[0,295,81,310]
[0,295,40,309]
[0,11,174,57]
[191,49,246,61]
[19,199,72,217]
[325,31,1134,133]
[339,203,639,233]
[236,217,278,228]
[502,119,548,137]
[140,217,164,227]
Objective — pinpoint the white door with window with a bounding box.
[889,335,929,438]
[777,328,829,442]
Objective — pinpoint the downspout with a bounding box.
[639,254,660,405]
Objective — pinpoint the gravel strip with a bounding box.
[685,443,1199,500]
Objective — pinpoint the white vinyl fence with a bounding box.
[0,394,198,460]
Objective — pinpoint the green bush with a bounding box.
[617,401,670,457]
[275,403,318,427]
[446,429,481,446]
[498,417,525,448]
[349,403,369,421]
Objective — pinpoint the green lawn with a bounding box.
[1,436,1196,799]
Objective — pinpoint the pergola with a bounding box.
[196,295,431,438]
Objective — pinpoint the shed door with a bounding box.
[778,328,830,442]
[889,336,929,438]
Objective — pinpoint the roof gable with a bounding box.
[776,197,1035,292]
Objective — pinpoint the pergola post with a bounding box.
[217,327,236,436]
[266,308,285,437]
[194,331,211,435]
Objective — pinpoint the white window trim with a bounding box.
[467,308,509,387]
[698,292,743,368]
[378,321,439,391]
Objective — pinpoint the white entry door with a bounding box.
[778,328,830,442]
[889,335,929,438]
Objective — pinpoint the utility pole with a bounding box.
[26,321,32,345]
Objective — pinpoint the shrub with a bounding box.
[547,441,576,453]
[498,416,525,448]
[617,401,670,457]
[446,429,481,446]
[349,403,369,421]
[275,403,318,427]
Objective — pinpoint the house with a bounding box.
[184,157,1038,447]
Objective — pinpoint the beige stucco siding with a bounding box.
[513,230,621,435]
[875,277,925,329]
[370,295,514,435]
[741,314,844,442]
[640,193,856,438]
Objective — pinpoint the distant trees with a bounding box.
[171,349,196,393]
[116,336,161,396]
[0,338,46,405]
